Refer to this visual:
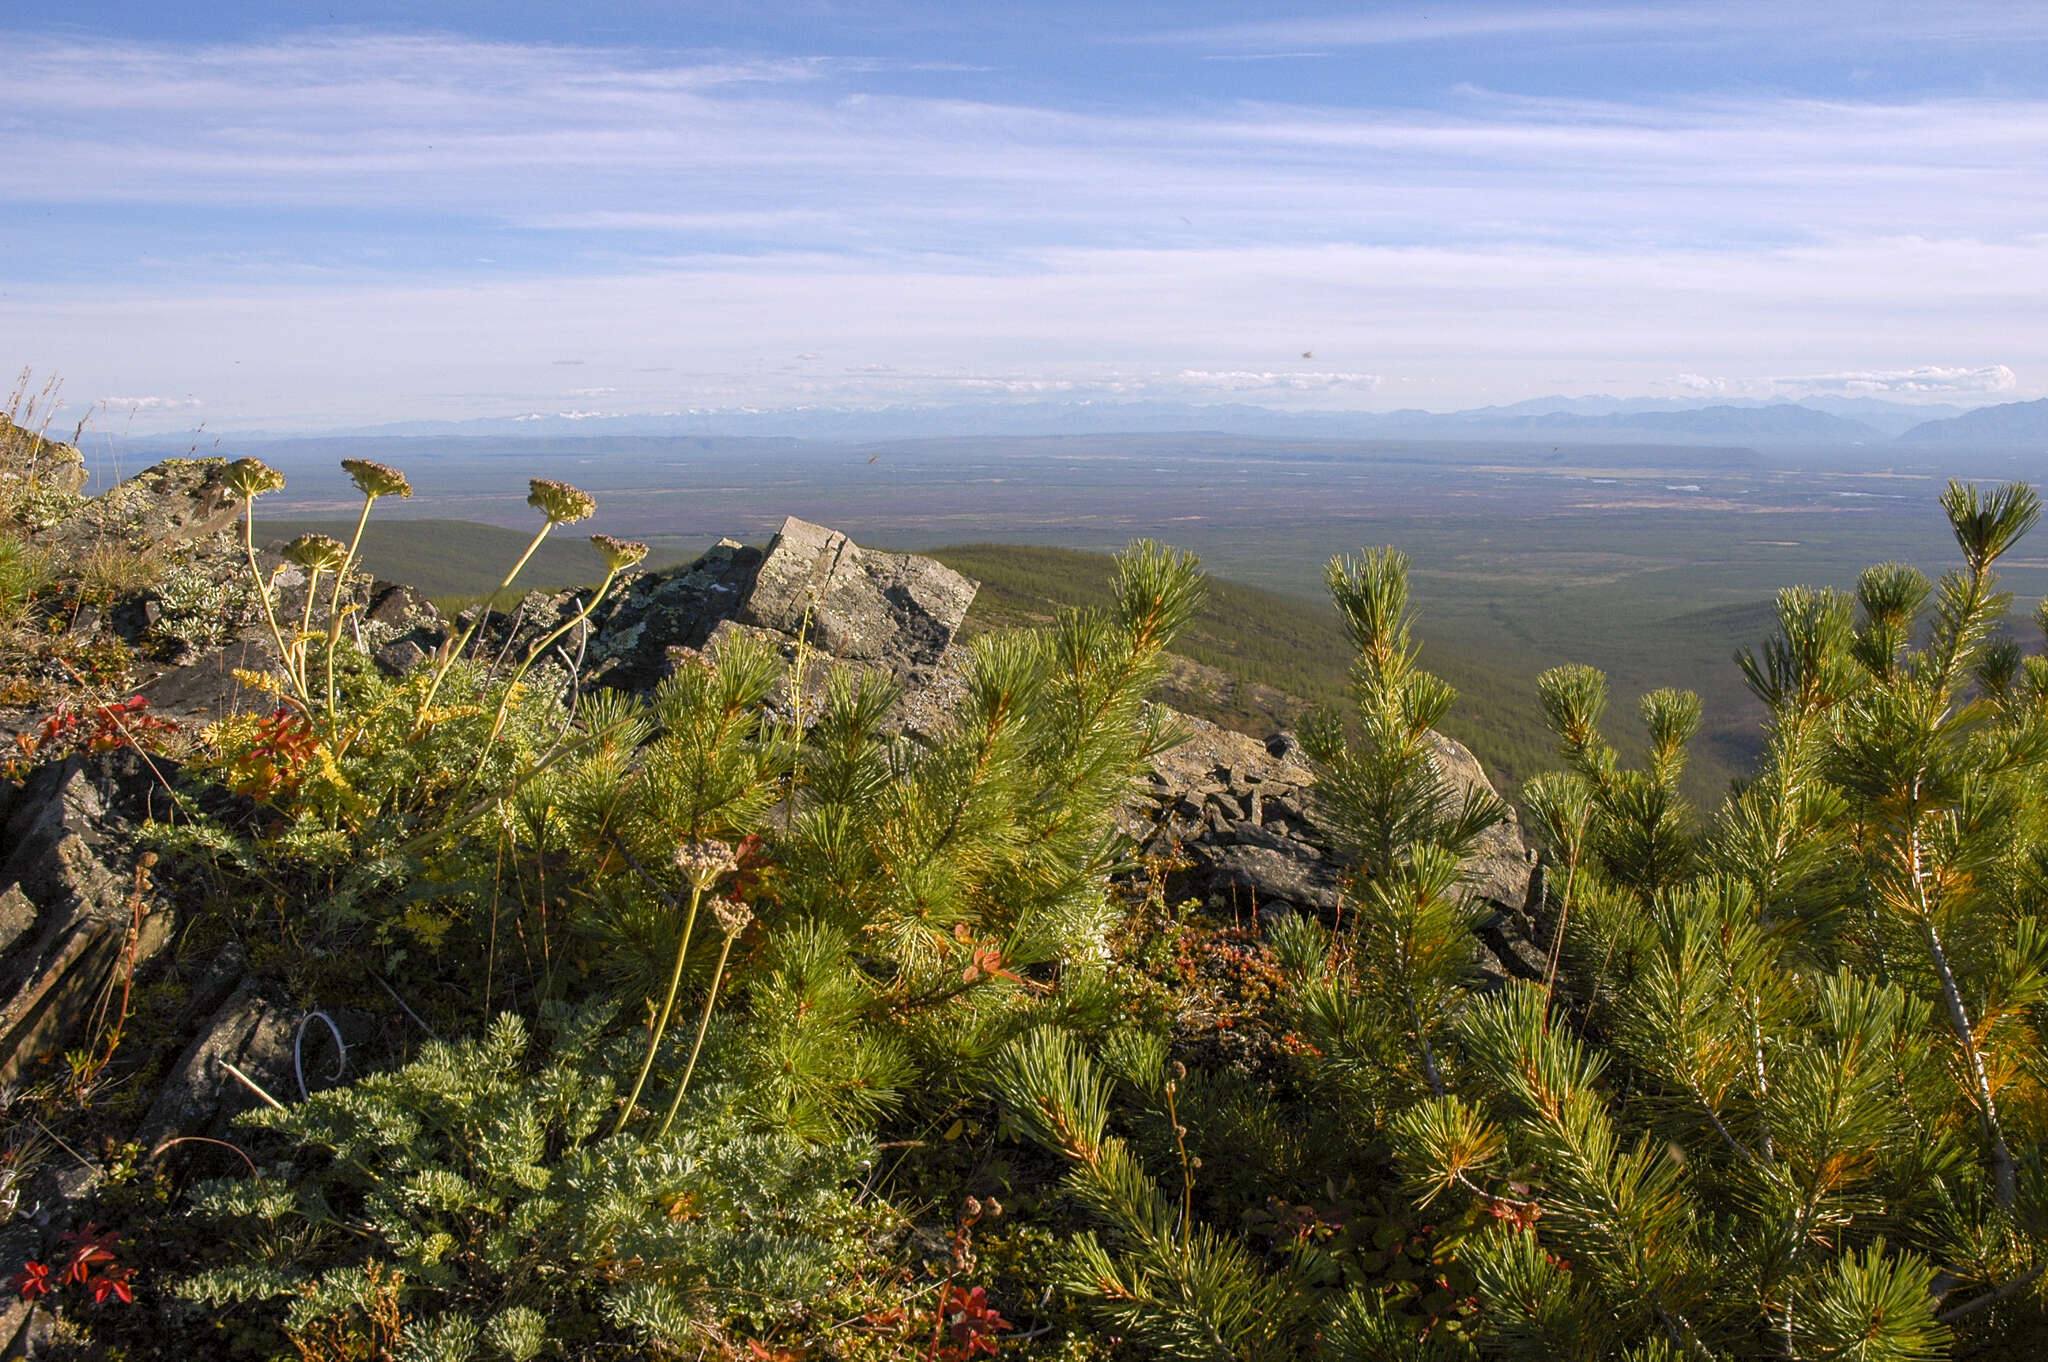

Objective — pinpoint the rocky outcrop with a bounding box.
[560,538,765,692]
[1121,713,1546,986]
[34,458,242,555]
[1,463,1548,1192]
[0,415,88,515]
[736,517,978,671]
[489,517,980,698]
[0,461,1576,1362]
[0,753,177,1083]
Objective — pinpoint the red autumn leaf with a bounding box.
[939,1282,1013,1359]
[89,1265,134,1305]
[10,1260,50,1299]
[57,1225,119,1285]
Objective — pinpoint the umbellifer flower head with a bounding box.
[528,478,596,525]
[223,458,287,499]
[590,533,649,572]
[712,896,753,937]
[340,458,413,499]
[281,533,349,572]
[673,839,739,892]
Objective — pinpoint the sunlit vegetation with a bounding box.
[4,437,2045,1359]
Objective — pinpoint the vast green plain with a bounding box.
[218,431,2048,805]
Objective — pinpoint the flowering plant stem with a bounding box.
[658,928,736,1140]
[242,502,309,705]
[296,566,325,697]
[415,519,557,723]
[323,493,379,716]
[612,881,705,1137]
[480,565,621,750]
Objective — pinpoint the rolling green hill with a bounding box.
[261,518,697,600]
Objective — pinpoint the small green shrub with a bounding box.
[150,561,252,650]
[180,1007,889,1356]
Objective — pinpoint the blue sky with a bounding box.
[4,2,2045,431]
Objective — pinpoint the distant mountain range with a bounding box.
[1465,404,1884,442]
[1897,398,2048,445]
[223,394,2045,449]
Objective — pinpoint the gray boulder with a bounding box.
[735,517,978,672]
[1123,710,1546,985]
[513,521,978,698]
[1423,730,1539,914]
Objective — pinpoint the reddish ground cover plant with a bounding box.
[11,1225,135,1309]
[8,695,178,774]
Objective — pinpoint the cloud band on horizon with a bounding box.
[2,19,2042,430]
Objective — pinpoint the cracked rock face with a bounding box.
[735,517,979,672]
[35,457,244,554]
[513,520,979,697]
[0,753,179,1083]
[1122,712,1549,988]
[574,538,765,692]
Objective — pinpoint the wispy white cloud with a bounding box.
[1669,365,2021,399]
[4,32,2042,251]
[19,235,2042,429]
[3,29,2043,426]
[1135,2,2048,51]
[1140,6,1705,50]
[98,395,204,411]
[1175,371,1383,393]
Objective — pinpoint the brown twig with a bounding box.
[149,1135,258,1176]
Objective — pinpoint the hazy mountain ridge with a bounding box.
[1475,404,1883,441]
[223,393,1998,446]
[1898,397,2048,445]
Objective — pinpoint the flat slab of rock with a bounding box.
[139,633,286,725]
[736,517,977,671]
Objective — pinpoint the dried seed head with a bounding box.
[281,533,349,572]
[224,457,287,499]
[340,458,413,500]
[528,478,596,525]
[673,838,739,891]
[712,896,753,937]
[590,533,649,571]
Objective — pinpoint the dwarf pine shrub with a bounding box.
[164,513,1212,1355]
[994,485,2047,1360]
[57,465,2048,1359]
